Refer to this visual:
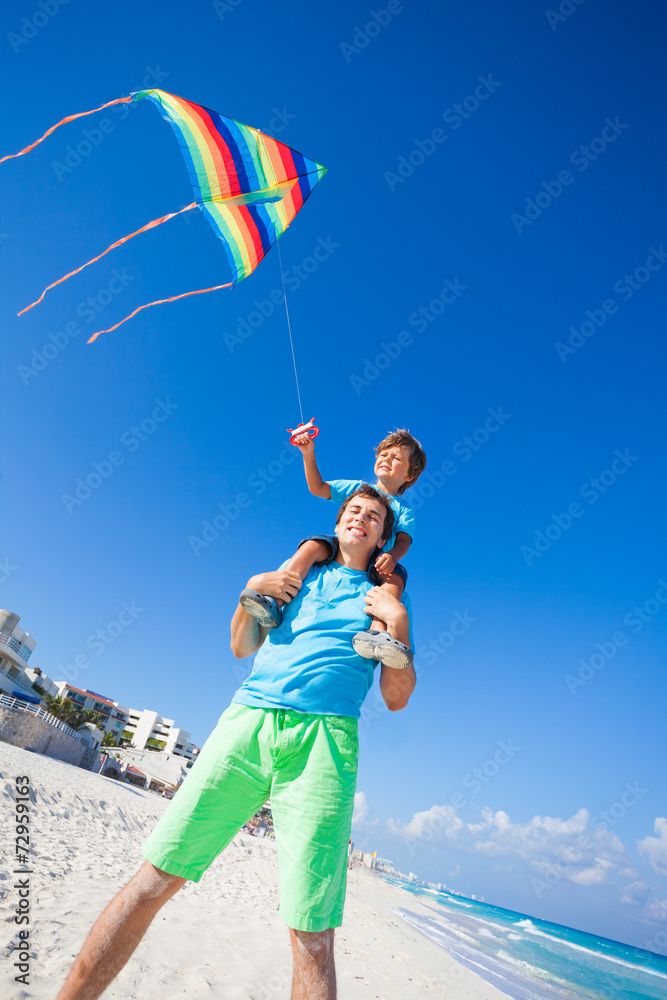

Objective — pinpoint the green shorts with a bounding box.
[141,703,359,932]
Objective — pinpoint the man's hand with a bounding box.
[247,570,302,604]
[373,552,397,580]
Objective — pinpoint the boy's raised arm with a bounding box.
[295,434,331,498]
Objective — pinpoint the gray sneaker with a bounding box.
[239,589,283,630]
[352,629,413,669]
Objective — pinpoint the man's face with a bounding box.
[336,496,387,557]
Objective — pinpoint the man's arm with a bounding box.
[362,587,416,711]
[230,570,302,658]
[294,435,331,499]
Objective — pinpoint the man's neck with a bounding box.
[334,547,372,573]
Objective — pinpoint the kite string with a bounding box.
[277,240,304,426]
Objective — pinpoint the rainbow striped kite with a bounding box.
[2,89,327,342]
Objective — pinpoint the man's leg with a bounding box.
[289,927,336,1000]
[56,862,186,1000]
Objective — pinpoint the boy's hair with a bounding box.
[374,429,427,495]
[336,485,395,544]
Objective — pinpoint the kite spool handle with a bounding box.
[287,417,319,446]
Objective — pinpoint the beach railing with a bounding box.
[0,692,84,741]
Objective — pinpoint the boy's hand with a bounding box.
[374,552,397,580]
[294,433,316,455]
[247,570,302,603]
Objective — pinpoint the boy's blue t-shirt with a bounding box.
[232,560,414,719]
[327,479,415,554]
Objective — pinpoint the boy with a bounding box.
[240,428,426,670]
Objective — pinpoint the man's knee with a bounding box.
[131,861,187,903]
[290,926,335,960]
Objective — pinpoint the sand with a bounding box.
[1,743,509,999]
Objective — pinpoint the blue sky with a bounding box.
[2,0,666,955]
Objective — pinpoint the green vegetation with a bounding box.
[146,738,166,752]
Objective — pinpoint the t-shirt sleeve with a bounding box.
[396,503,415,541]
[326,479,363,504]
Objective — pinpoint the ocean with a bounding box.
[383,875,667,999]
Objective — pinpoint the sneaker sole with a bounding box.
[352,634,412,670]
[239,593,280,630]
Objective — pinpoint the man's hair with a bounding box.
[374,429,427,495]
[336,485,395,544]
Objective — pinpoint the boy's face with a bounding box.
[374,445,413,488]
[336,497,387,556]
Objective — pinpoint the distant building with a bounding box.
[0,610,59,702]
[53,682,130,739]
[1,611,199,761]
[121,706,199,761]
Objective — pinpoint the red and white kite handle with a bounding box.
[287,417,320,446]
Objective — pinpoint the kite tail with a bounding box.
[87,282,234,343]
[18,203,198,316]
[0,97,133,165]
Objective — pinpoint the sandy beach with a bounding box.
[1,742,510,999]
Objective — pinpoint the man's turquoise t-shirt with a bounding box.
[327,479,415,554]
[232,560,414,719]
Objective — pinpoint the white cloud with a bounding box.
[388,804,463,843]
[637,817,667,876]
[645,898,667,922]
[352,791,370,825]
[620,881,651,906]
[388,803,631,887]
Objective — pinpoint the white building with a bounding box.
[122,707,199,761]
[0,610,59,703]
[53,682,130,740]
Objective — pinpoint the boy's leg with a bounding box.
[276,539,333,606]
[368,574,404,631]
[56,862,185,1000]
[240,535,337,625]
[353,566,413,669]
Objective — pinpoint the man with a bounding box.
[56,486,416,1000]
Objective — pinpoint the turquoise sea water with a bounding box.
[383,875,667,999]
